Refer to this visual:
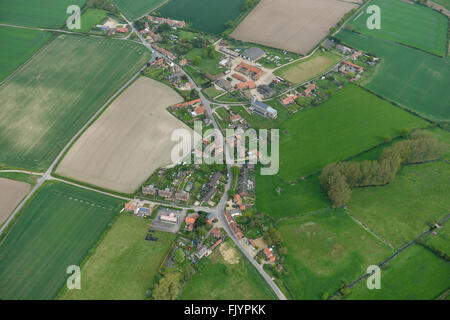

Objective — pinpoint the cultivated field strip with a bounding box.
[231,0,358,54]
[0,35,151,171]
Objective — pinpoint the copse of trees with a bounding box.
[86,0,119,15]
[320,131,448,207]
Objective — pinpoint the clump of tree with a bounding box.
[320,131,448,207]
[86,0,119,15]
[152,272,182,300]
[263,227,282,247]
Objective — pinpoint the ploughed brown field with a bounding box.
[0,178,30,226]
[56,77,192,193]
[231,0,358,54]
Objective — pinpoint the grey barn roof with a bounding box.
[242,47,266,61]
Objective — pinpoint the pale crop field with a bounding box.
[0,35,151,171]
[231,0,358,54]
[0,178,30,226]
[56,77,191,193]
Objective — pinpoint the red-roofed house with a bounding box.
[124,202,136,212]
[230,114,241,122]
[232,73,247,82]
[234,194,242,205]
[236,81,256,90]
[193,105,206,117]
[172,98,202,110]
[264,248,276,263]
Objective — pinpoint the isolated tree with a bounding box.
[152,272,182,300]
[193,56,202,66]
[173,249,185,264]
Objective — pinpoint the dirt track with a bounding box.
[231,0,357,54]
[56,77,192,193]
[0,178,30,226]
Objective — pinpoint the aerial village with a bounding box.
[112,12,381,276]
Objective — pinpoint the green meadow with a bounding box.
[350,0,448,56]
[159,0,246,34]
[0,0,85,28]
[0,26,52,82]
[180,241,275,300]
[0,181,122,300]
[337,30,450,121]
[348,161,450,249]
[60,216,175,300]
[347,244,450,299]
[277,209,392,299]
[256,173,330,218]
[278,84,427,181]
[0,35,150,171]
[79,8,108,33]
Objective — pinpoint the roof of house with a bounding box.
[172,98,201,109]
[232,73,246,82]
[230,114,241,122]
[236,81,256,90]
[343,60,363,70]
[242,47,266,61]
[193,105,206,116]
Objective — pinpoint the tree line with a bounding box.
[320,130,448,207]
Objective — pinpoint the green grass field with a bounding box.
[278,84,428,181]
[347,244,450,299]
[348,161,450,249]
[421,219,450,258]
[278,209,392,299]
[60,216,175,300]
[337,30,450,121]
[159,0,246,34]
[79,8,108,33]
[276,50,341,84]
[0,181,122,300]
[0,26,52,82]
[0,0,85,28]
[111,0,166,21]
[185,48,226,75]
[0,35,151,171]
[350,0,448,56]
[256,173,330,218]
[180,241,275,300]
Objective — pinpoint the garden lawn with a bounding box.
[349,0,448,56]
[0,34,151,171]
[276,50,341,84]
[180,241,275,300]
[60,216,175,299]
[0,0,85,28]
[111,0,166,21]
[347,244,450,299]
[185,48,226,75]
[337,30,450,121]
[0,181,122,300]
[348,161,450,249]
[79,8,108,33]
[159,0,246,34]
[278,84,427,181]
[0,26,52,82]
[278,209,392,299]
